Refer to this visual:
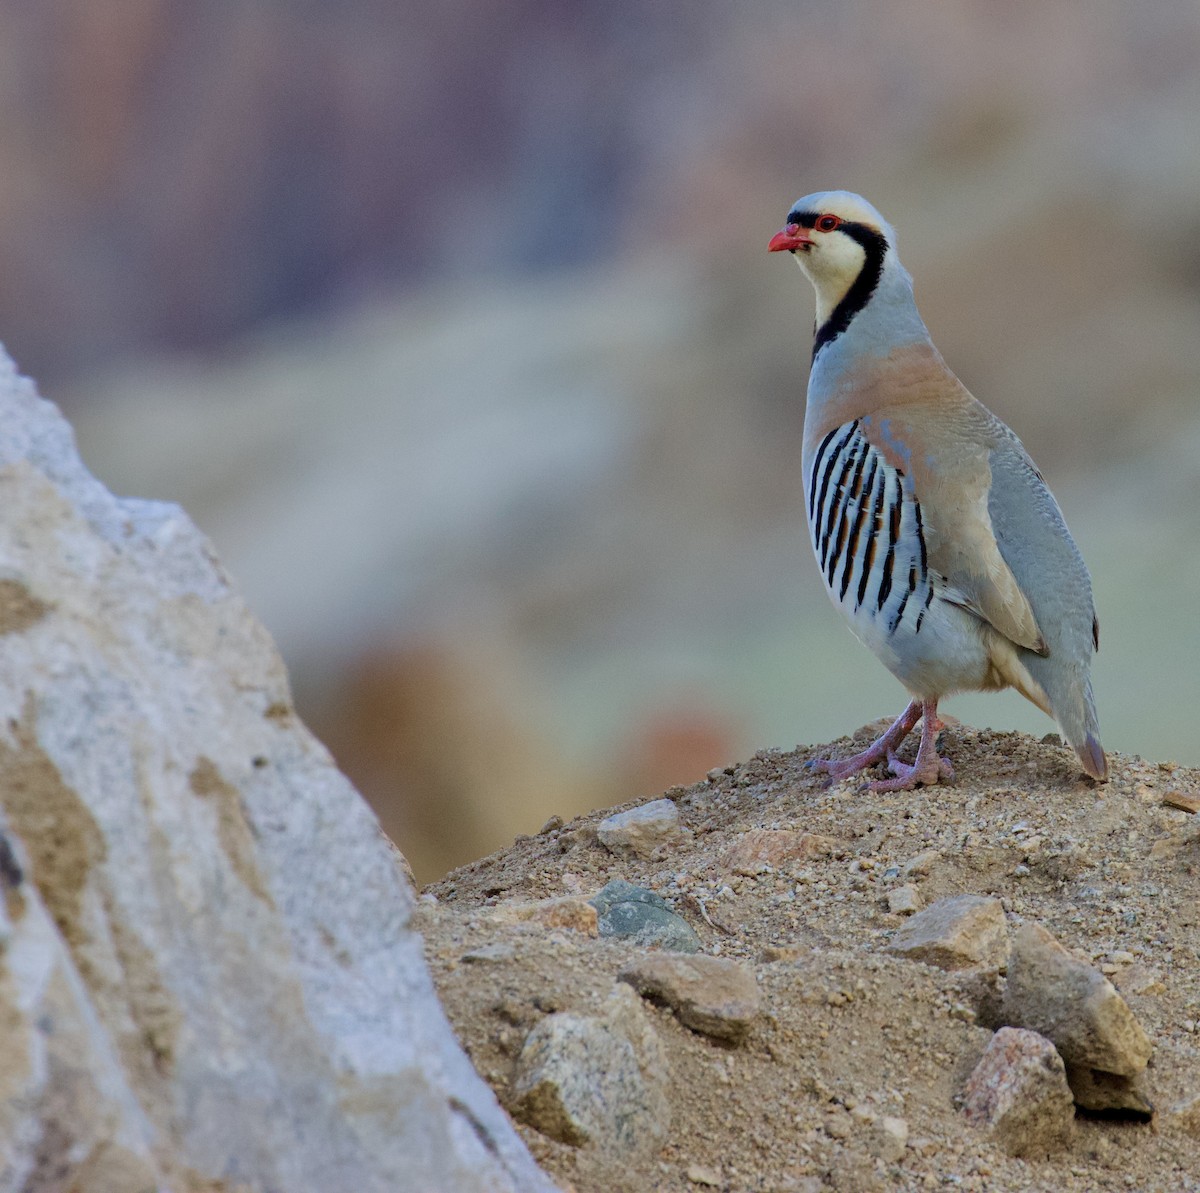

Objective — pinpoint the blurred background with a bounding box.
[6,1,1199,880]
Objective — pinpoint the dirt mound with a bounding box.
[420,724,1200,1191]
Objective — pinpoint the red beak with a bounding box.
[768,223,813,253]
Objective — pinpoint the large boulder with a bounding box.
[0,350,555,1191]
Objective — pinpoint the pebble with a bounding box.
[1161,790,1200,814]
[619,952,761,1042]
[885,895,1009,972]
[1002,921,1152,1111]
[901,849,942,877]
[887,884,923,916]
[686,1164,723,1187]
[720,828,837,876]
[962,1027,1075,1156]
[597,799,686,858]
[590,879,701,952]
[511,984,669,1154]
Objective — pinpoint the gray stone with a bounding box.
[597,798,685,858]
[1003,922,1152,1106]
[962,1027,1075,1156]
[590,879,700,952]
[886,884,923,915]
[512,984,669,1154]
[0,352,554,1191]
[885,894,1009,971]
[619,952,761,1042]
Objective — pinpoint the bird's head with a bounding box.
[768,191,896,323]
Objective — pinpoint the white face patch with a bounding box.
[794,233,869,326]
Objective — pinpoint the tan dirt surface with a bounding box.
[420,724,1200,1192]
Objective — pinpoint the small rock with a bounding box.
[760,943,808,963]
[590,879,700,952]
[887,884,923,916]
[487,895,599,935]
[511,985,670,1154]
[885,895,1009,971]
[867,1115,909,1163]
[1165,1094,1200,1138]
[720,828,838,875]
[598,799,685,858]
[1118,965,1165,997]
[822,1106,854,1139]
[686,1164,723,1187]
[901,849,941,878]
[619,953,761,1042]
[538,814,565,835]
[1003,922,1152,1106]
[961,1027,1075,1156]
[1161,790,1200,814]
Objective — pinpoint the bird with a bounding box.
[768,190,1106,791]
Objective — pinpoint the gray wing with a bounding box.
[986,428,1104,774]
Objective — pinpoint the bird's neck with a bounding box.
[809,255,931,391]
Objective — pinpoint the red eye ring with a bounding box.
[815,214,842,233]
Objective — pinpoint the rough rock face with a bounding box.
[0,350,555,1191]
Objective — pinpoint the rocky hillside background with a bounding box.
[6,0,1200,878]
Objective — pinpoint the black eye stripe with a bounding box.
[786,212,878,240]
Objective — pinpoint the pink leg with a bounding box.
[869,698,954,792]
[809,700,922,781]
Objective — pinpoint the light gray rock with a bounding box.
[1003,922,1152,1110]
[590,878,700,952]
[618,952,761,1043]
[0,353,555,1191]
[512,984,670,1154]
[885,895,1009,972]
[886,884,923,916]
[962,1027,1075,1156]
[597,799,685,858]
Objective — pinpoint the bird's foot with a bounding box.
[807,747,886,782]
[807,700,923,783]
[867,747,953,792]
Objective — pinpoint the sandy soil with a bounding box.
[420,723,1200,1192]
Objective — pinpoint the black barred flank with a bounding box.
[809,425,841,520]
[820,436,861,571]
[837,453,872,601]
[854,456,883,608]
[914,499,928,573]
[891,561,917,632]
[814,422,858,539]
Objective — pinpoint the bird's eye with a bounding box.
[816,215,842,233]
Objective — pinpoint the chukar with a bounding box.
[769,191,1106,790]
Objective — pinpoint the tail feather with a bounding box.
[1021,653,1107,781]
[1079,731,1108,781]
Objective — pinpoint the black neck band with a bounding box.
[812,223,888,361]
